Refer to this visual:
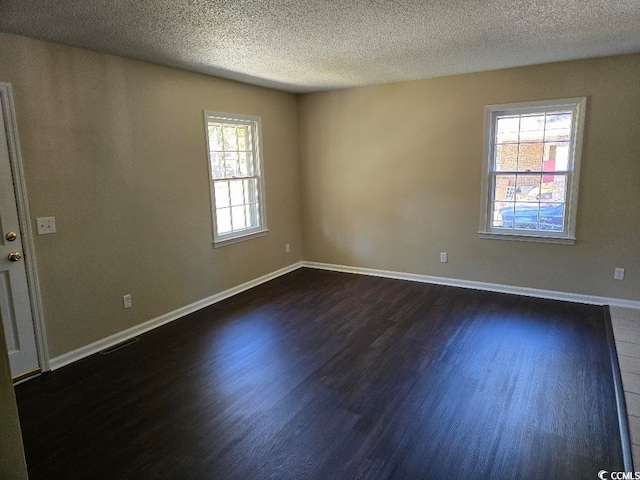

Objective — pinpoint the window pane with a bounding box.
[245,178,258,204]
[543,142,570,171]
[245,203,259,229]
[539,203,565,231]
[208,123,223,151]
[248,152,257,176]
[237,125,249,151]
[496,116,519,144]
[517,143,543,172]
[242,179,249,204]
[515,174,541,201]
[495,144,518,171]
[247,128,253,154]
[512,203,540,230]
[222,152,237,177]
[544,112,572,142]
[231,205,246,230]
[238,152,253,177]
[540,175,567,203]
[211,153,225,179]
[216,207,232,234]
[214,181,230,208]
[519,114,545,142]
[222,125,238,150]
[229,179,244,206]
[494,175,516,201]
[492,202,513,229]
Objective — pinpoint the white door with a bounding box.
[0,96,39,379]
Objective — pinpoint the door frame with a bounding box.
[1,82,49,373]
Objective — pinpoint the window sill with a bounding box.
[213,229,268,248]
[478,231,575,245]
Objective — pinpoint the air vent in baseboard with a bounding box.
[99,337,139,355]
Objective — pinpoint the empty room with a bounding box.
[0,1,639,479]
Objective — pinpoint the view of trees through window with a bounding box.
[207,119,261,236]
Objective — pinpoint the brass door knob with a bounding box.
[5,232,17,241]
[8,252,21,262]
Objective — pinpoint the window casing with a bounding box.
[479,98,586,244]
[204,112,267,246]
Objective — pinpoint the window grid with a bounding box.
[480,98,586,243]
[205,113,266,244]
[490,109,573,233]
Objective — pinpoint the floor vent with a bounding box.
[99,337,140,355]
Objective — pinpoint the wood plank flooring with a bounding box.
[16,268,624,479]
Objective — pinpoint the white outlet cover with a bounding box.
[614,268,625,280]
[36,216,56,235]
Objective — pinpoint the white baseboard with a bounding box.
[49,259,640,371]
[49,261,304,370]
[302,261,640,310]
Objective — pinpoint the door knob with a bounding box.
[8,252,21,262]
[5,232,17,241]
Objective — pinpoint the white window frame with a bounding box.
[204,111,268,247]
[479,97,587,245]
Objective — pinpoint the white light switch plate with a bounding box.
[36,217,56,235]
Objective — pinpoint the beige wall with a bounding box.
[0,33,302,357]
[1,31,639,362]
[0,319,28,480]
[299,54,640,301]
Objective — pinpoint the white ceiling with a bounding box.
[1,0,639,93]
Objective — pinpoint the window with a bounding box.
[204,112,267,246]
[479,98,586,244]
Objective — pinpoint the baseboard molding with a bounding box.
[49,261,304,370]
[302,261,640,310]
[49,259,639,371]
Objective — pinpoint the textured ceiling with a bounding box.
[1,0,640,93]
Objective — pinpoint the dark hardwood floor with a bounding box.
[16,268,624,479]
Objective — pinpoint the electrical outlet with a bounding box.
[440,252,448,263]
[285,243,291,254]
[614,268,625,281]
[123,294,132,309]
[36,216,56,235]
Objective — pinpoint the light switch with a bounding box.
[36,217,56,235]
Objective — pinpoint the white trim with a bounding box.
[484,97,588,113]
[213,229,268,248]
[302,261,640,310]
[479,97,587,243]
[49,261,303,370]
[0,83,50,371]
[478,232,575,245]
[566,98,587,239]
[48,259,640,371]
